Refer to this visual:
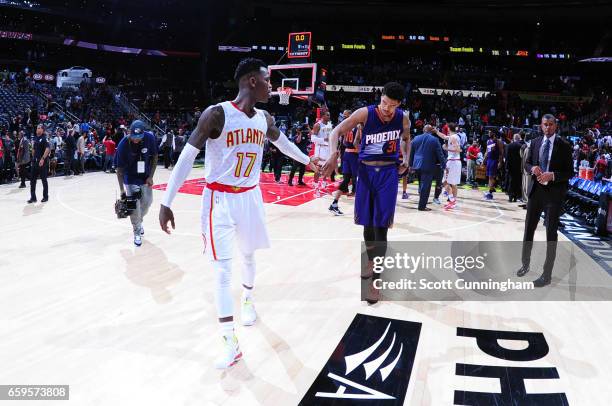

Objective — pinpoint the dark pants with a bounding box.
[3,157,15,182]
[270,153,283,181]
[508,167,522,200]
[163,147,172,168]
[30,161,49,200]
[521,185,563,278]
[64,151,74,175]
[18,163,29,186]
[172,150,181,166]
[417,170,434,210]
[288,160,305,184]
[433,165,443,199]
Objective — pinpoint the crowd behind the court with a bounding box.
[1,62,610,196]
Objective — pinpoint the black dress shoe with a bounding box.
[533,275,551,287]
[27,198,37,204]
[19,184,26,188]
[418,207,432,211]
[298,181,307,186]
[516,265,530,277]
[41,197,48,202]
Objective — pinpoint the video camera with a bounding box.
[114,187,142,219]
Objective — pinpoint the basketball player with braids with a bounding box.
[322,82,410,304]
[329,110,360,215]
[159,58,319,369]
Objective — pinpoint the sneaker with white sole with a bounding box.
[241,298,257,326]
[329,205,344,216]
[214,334,242,369]
[433,198,441,205]
[134,234,142,247]
[444,200,456,210]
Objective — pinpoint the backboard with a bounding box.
[269,63,317,96]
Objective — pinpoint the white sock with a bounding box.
[220,321,235,338]
[212,258,233,322]
[241,251,256,299]
[242,287,253,301]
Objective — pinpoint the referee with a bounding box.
[28,124,50,203]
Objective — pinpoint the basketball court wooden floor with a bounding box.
[1,170,611,405]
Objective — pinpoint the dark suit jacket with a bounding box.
[409,132,446,172]
[524,135,573,197]
[506,141,523,172]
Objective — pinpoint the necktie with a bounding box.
[541,138,550,172]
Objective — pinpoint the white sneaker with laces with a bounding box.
[241,297,257,326]
[134,234,142,247]
[214,334,242,369]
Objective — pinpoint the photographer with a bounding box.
[115,120,158,246]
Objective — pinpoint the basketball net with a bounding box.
[277,87,292,105]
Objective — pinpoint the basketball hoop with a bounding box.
[278,87,292,105]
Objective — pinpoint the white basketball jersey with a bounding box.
[204,101,268,187]
[313,120,333,160]
[447,133,461,160]
[317,121,333,145]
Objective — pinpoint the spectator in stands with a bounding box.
[103,135,116,173]
[595,151,608,181]
[16,130,30,188]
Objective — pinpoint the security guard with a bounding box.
[115,120,159,246]
[28,124,50,203]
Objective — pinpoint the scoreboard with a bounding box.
[288,32,312,58]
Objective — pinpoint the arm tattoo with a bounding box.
[188,105,224,149]
[264,111,281,141]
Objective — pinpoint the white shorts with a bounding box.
[314,143,330,161]
[201,186,270,260]
[443,159,462,185]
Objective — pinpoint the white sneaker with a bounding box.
[241,297,257,326]
[134,234,142,247]
[214,334,242,369]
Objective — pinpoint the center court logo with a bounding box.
[299,314,421,405]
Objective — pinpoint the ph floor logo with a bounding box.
[300,314,421,405]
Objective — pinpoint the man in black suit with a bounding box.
[409,125,446,211]
[517,114,573,287]
[505,133,524,202]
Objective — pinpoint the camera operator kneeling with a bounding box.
[115,120,158,246]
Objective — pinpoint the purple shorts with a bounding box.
[486,159,498,178]
[342,152,359,176]
[354,163,398,228]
